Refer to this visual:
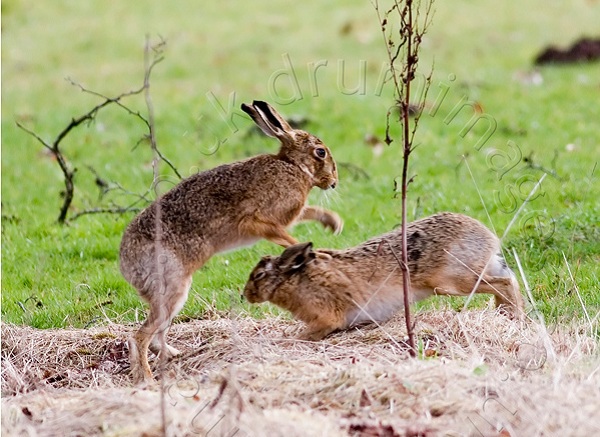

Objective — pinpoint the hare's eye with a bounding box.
[254,271,267,281]
[314,148,327,159]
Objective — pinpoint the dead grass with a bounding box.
[2,309,599,436]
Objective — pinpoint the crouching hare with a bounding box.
[120,100,343,384]
[243,212,525,341]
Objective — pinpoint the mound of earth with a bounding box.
[534,37,600,65]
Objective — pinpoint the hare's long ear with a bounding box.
[278,242,314,272]
[241,100,295,142]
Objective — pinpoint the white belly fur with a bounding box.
[217,237,261,255]
[345,285,433,327]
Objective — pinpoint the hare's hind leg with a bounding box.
[447,252,525,318]
[130,274,192,384]
[148,275,193,360]
[433,270,524,318]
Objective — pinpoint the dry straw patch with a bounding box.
[2,310,599,436]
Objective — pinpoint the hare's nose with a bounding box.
[330,182,337,189]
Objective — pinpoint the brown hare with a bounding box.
[120,100,343,384]
[243,212,525,341]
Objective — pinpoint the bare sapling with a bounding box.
[373,0,435,356]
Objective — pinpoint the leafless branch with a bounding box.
[17,35,180,224]
[66,51,181,180]
[67,78,148,127]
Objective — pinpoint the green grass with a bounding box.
[2,0,599,329]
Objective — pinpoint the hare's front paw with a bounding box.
[322,211,343,235]
[298,324,337,341]
[497,303,526,322]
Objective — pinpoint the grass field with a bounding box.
[2,0,598,330]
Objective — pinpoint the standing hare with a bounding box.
[120,100,343,384]
[243,212,524,341]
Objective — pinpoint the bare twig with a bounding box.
[523,151,563,181]
[84,166,153,204]
[386,239,417,337]
[86,165,111,199]
[338,162,371,180]
[67,73,181,180]
[105,182,154,205]
[142,37,182,181]
[68,207,143,221]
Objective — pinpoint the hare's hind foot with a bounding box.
[128,336,155,386]
[149,329,181,361]
[128,334,179,386]
[149,342,181,361]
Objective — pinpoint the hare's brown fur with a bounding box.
[244,212,524,341]
[120,101,342,384]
